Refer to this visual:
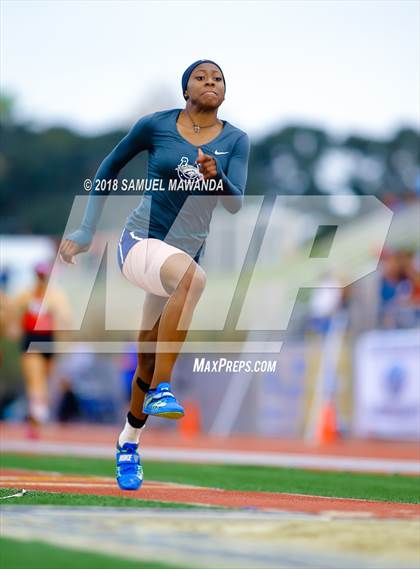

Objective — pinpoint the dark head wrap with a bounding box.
[182,59,225,100]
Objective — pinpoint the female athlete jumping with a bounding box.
[59,59,250,490]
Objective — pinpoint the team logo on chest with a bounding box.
[171,156,223,192]
[175,156,203,181]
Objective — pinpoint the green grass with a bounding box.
[0,537,181,569]
[2,453,419,504]
[0,487,212,509]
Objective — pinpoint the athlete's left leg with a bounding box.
[141,256,205,419]
[120,240,204,420]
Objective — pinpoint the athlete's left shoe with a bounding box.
[116,442,143,491]
[143,382,185,419]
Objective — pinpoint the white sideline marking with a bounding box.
[0,476,204,491]
[0,489,27,500]
[0,482,179,490]
[2,440,419,475]
[1,482,116,488]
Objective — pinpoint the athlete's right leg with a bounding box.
[118,293,167,447]
[116,330,156,490]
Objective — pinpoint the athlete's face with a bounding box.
[185,63,225,109]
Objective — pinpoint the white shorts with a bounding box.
[119,229,191,297]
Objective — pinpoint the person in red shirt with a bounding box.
[8,262,71,435]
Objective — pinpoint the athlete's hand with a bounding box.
[197,148,218,180]
[59,239,89,265]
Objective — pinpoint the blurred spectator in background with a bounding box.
[379,249,419,329]
[400,251,420,310]
[0,267,11,368]
[56,376,80,423]
[307,273,347,335]
[51,349,122,424]
[6,261,72,436]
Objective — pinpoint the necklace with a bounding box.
[185,110,219,134]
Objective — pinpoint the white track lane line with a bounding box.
[2,440,419,474]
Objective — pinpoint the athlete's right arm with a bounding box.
[60,114,155,264]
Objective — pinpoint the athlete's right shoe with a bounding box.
[116,442,143,491]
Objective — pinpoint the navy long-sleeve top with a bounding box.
[66,108,250,259]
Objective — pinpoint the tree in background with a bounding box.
[1,93,418,236]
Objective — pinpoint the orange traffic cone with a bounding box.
[179,399,201,438]
[315,400,339,445]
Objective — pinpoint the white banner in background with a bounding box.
[354,329,420,440]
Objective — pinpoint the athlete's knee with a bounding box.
[161,254,206,297]
[177,264,206,298]
[191,266,207,295]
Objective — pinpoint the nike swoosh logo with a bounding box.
[215,150,229,155]
[130,231,144,242]
[152,401,167,409]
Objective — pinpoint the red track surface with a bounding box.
[1,469,419,521]
[2,423,419,520]
[1,422,419,460]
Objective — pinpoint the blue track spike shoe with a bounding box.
[116,442,143,491]
[143,382,185,419]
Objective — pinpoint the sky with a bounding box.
[1,0,419,140]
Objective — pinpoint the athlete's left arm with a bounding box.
[216,133,250,213]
